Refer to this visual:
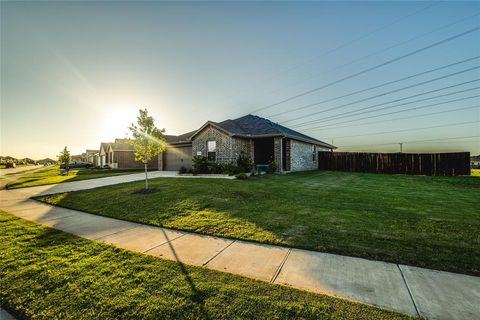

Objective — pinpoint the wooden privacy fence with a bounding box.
[318,152,470,176]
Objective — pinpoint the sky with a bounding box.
[1,1,479,159]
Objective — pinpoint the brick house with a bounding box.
[98,139,160,169]
[161,114,335,172]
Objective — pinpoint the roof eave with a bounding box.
[231,133,336,149]
[188,121,235,140]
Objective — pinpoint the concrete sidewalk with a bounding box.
[1,173,479,320]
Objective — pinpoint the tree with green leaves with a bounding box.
[57,146,72,173]
[128,108,166,190]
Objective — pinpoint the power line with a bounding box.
[326,121,479,139]
[307,105,479,131]
[244,11,480,117]
[292,82,480,128]
[337,135,480,148]
[267,55,480,118]
[301,94,480,129]
[249,26,480,114]
[221,2,441,109]
[264,2,440,79]
[282,66,480,125]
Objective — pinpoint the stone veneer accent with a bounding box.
[191,125,254,164]
[274,137,282,172]
[290,140,318,171]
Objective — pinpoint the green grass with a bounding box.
[0,211,410,320]
[37,171,480,276]
[6,165,144,189]
[1,165,42,178]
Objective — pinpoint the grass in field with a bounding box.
[0,211,410,320]
[37,171,480,276]
[6,165,144,189]
[0,165,41,178]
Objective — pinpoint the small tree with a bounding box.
[58,146,72,173]
[128,108,166,190]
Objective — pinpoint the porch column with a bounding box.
[274,137,282,172]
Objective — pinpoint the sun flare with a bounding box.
[100,105,138,140]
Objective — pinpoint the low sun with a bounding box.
[100,106,138,140]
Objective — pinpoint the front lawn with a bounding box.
[0,211,409,320]
[37,171,480,275]
[6,166,144,189]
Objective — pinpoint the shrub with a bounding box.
[178,166,188,174]
[236,152,254,173]
[208,162,224,174]
[235,172,248,180]
[223,161,241,175]
[192,156,209,174]
[267,161,278,174]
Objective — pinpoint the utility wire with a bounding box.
[244,11,480,117]
[302,94,480,130]
[338,135,480,148]
[292,81,480,128]
[249,26,480,114]
[267,55,480,118]
[283,66,480,125]
[222,2,441,109]
[307,105,480,131]
[263,2,440,79]
[327,121,479,139]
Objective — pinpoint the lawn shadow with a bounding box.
[159,228,210,318]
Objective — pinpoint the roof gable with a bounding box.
[191,114,335,148]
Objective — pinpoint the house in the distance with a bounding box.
[98,139,160,169]
[85,149,98,164]
[160,114,335,172]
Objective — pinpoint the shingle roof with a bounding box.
[111,139,135,151]
[99,142,113,152]
[165,130,196,144]
[211,114,335,148]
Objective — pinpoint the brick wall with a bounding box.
[290,140,318,171]
[274,137,282,172]
[192,126,253,164]
[285,139,291,171]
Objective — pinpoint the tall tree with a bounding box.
[128,108,166,190]
[57,146,71,173]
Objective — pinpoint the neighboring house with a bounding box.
[71,154,86,162]
[471,155,480,168]
[85,149,99,164]
[99,139,160,169]
[98,142,112,167]
[160,114,335,172]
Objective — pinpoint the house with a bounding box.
[71,153,86,162]
[471,155,480,168]
[98,142,112,167]
[159,114,335,172]
[99,139,160,169]
[85,149,99,164]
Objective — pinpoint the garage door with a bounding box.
[164,145,192,171]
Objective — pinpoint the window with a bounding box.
[312,145,316,162]
[207,140,217,161]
